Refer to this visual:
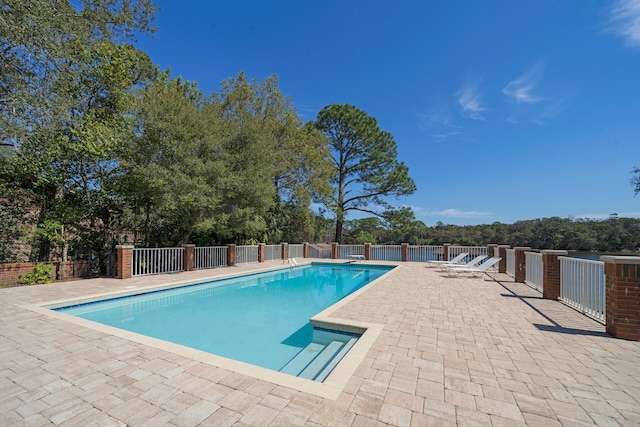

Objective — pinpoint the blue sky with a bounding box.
[135,0,640,226]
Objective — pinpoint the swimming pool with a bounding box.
[55,263,393,381]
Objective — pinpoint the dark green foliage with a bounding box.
[17,263,53,285]
[335,215,640,252]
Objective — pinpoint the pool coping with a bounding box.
[21,260,402,400]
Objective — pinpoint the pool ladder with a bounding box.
[286,258,298,268]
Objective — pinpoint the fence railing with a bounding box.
[133,247,184,276]
[264,245,281,261]
[448,246,488,260]
[308,245,331,259]
[559,257,605,323]
[194,246,227,270]
[235,245,259,264]
[338,245,365,259]
[370,245,402,261]
[288,244,304,259]
[524,252,543,292]
[407,245,443,262]
[505,248,515,277]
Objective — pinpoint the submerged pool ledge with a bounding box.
[22,261,402,400]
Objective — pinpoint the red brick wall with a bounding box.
[0,260,92,285]
[604,257,640,341]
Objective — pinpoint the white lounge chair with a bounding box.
[439,255,486,271]
[426,252,468,268]
[446,257,501,278]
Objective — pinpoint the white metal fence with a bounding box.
[132,247,184,276]
[308,245,331,259]
[525,252,543,292]
[264,245,281,261]
[505,248,515,277]
[288,244,304,259]
[407,245,443,262]
[559,257,605,323]
[194,246,227,269]
[338,245,365,259]
[370,245,402,261]
[235,245,259,264]
[448,246,488,260]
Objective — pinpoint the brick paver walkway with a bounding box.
[1,261,639,426]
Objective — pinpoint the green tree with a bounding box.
[311,104,416,243]
[632,167,640,196]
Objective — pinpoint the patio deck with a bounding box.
[1,260,639,426]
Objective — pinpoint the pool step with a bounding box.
[280,337,357,381]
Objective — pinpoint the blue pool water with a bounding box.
[56,263,392,378]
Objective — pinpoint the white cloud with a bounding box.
[609,0,640,48]
[458,84,488,120]
[503,64,547,104]
[427,208,492,218]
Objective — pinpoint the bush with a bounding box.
[18,263,54,285]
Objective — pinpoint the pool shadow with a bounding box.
[281,323,313,348]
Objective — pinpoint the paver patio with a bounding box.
[1,260,639,426]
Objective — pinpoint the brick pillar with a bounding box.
[303,243,309,258]
[281,243,288,261]
[116,245,134,279]
[487,244,498,259]
[498,245,510,274]
[602,256,640,341]
[258,243,265,263]
[182,244,195,271]
[541,250,567,300]
[514,247,530,283]
[364,243,371,261]
[227,244,236,267]
[331,243,339,259]
[401,243,409,262]
[443,243,451,261]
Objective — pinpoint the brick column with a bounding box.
[116,245,134,279]
[303,243,309,258]
[258,243,265,263]
[514,247,530,283]
[498,245,510,274]
[331,243,339,259]
[227,244,236,267]
[182,244,195,271]
[364,243,371,261]
[401,243,409,262]
[541,250,567,300]
[443,243,451,261]
[281,243,288,261]
[602,256,640,341]
[487,244,498,259]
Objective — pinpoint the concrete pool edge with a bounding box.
[21,260,401,400]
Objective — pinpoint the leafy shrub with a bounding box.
[18,263,54,285]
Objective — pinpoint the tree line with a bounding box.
[0,0,415,269]
[338,215,640,253]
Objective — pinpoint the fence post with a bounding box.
[116,245,134,279]
[281,243,288,261]
[498,245,510,274]
[401,243,409,262]
[303,242,309,258]
[331,243,339,259]
[514,247,530,283]
[487,244,498,259]
[602,256,640,341]
[258,243,265,263]
[227,244,236,267]
[541,250,567,300]
[443,243,450,261]
[364,243,371,260]
[182,244,195,271]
